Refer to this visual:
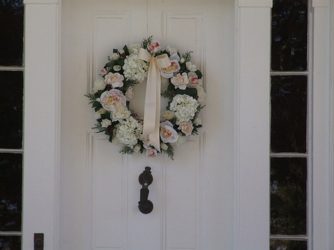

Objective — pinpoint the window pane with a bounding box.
[270,240,307,250]
[0,236,21,249]
[0,0,24,66]
[271,158,307,235]
[271,0,307,71]
[0,153,22,231]
[0,71,23,149]
[271,76,307,153]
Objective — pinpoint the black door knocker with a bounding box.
[138,166,153,214]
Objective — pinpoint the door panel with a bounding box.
[61,0,235,249]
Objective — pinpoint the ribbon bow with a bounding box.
[139,48,171,151]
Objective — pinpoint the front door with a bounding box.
[60,0,235,249]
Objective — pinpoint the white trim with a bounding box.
[329,1,334,249]
[24,0,59,4]
[23,1,60,250]
[234,2,271,250]
[237,0,272,8]
[312,1,331,249]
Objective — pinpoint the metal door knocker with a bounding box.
[138,166,153,214]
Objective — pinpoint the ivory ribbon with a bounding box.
[139,48,171,151]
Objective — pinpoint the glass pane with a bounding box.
[0,236,21,249]
[271,158,307,235]
[271,0,308,71]
[0,0,24,66]
[0,153,22,231]
[271,76,307,153]
[270,240,307,250]
[0,71,23,149]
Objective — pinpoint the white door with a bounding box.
[60,0,235,249]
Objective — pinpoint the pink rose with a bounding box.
[144,145,158,158]
[178,121,194,136]
[104,72,124,88]
[188,72,203,88]
[171,73,189,90]
[160,121,178,143]
[100,89,126,112]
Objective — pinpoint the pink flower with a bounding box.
[160,121,178,143]
[171,73,189,90]
[188,72,203,88]
[148,41,161,54]
[100,89,126,112]
[104,72,124,88]
[178,121,194,136]
[161,60,180,78]
[144,145,158,158]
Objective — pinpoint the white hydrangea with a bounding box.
[111,106,131,121]
[169,94,199,124]
[115,116,143,148]
[123,54,148,83]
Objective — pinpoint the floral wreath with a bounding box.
[86,37,205,159]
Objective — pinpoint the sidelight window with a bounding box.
[270,0,310,249]
[0,0,24,249]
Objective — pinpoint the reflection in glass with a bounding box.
[0,153,22,231]
[0,0,24,66]
[0,71,23,149]
[0,236,21,249]
[271,158,307,235]
[270,240,307,250]
[271,76,307,153]
[271,0,307,71]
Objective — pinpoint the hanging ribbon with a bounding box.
[139,48,171,151]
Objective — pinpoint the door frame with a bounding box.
[22,0,334,249]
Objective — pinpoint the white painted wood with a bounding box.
[60,0,234,249]
[330,2,334,249]
[23,2,60,250]
[234,2,272,250]
[312,2,331,249]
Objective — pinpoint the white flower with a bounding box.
[169,94,199,124]
[129,44,141,54]
[125,87,134,101]
[104,72,124,88]
[162,110,174,120]
[160,143,168,151]
[100,89,126,112]
[94,108,107,120]
[186,61,197,72]
[196,86,206,104]
[194,116,202,126]
[101,119,111,128]
[93,77,106,92]
[111,53,120,60]
[113,65,122,71]
[174,133,187,146]
[171,73,189,90]
[118,49,125,55]
[115,116,143,148]
[134,144,141,153]
[161,60,180,78]
[180,58,185,63]
[111,106,131,121]
[166,46,178,56]
[123,54,148,82]
[188,72,203,88]
[160,121,178,143]
[144,144,158,157]
[178,121,194,136]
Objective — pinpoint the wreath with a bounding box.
[86,37,205,159]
